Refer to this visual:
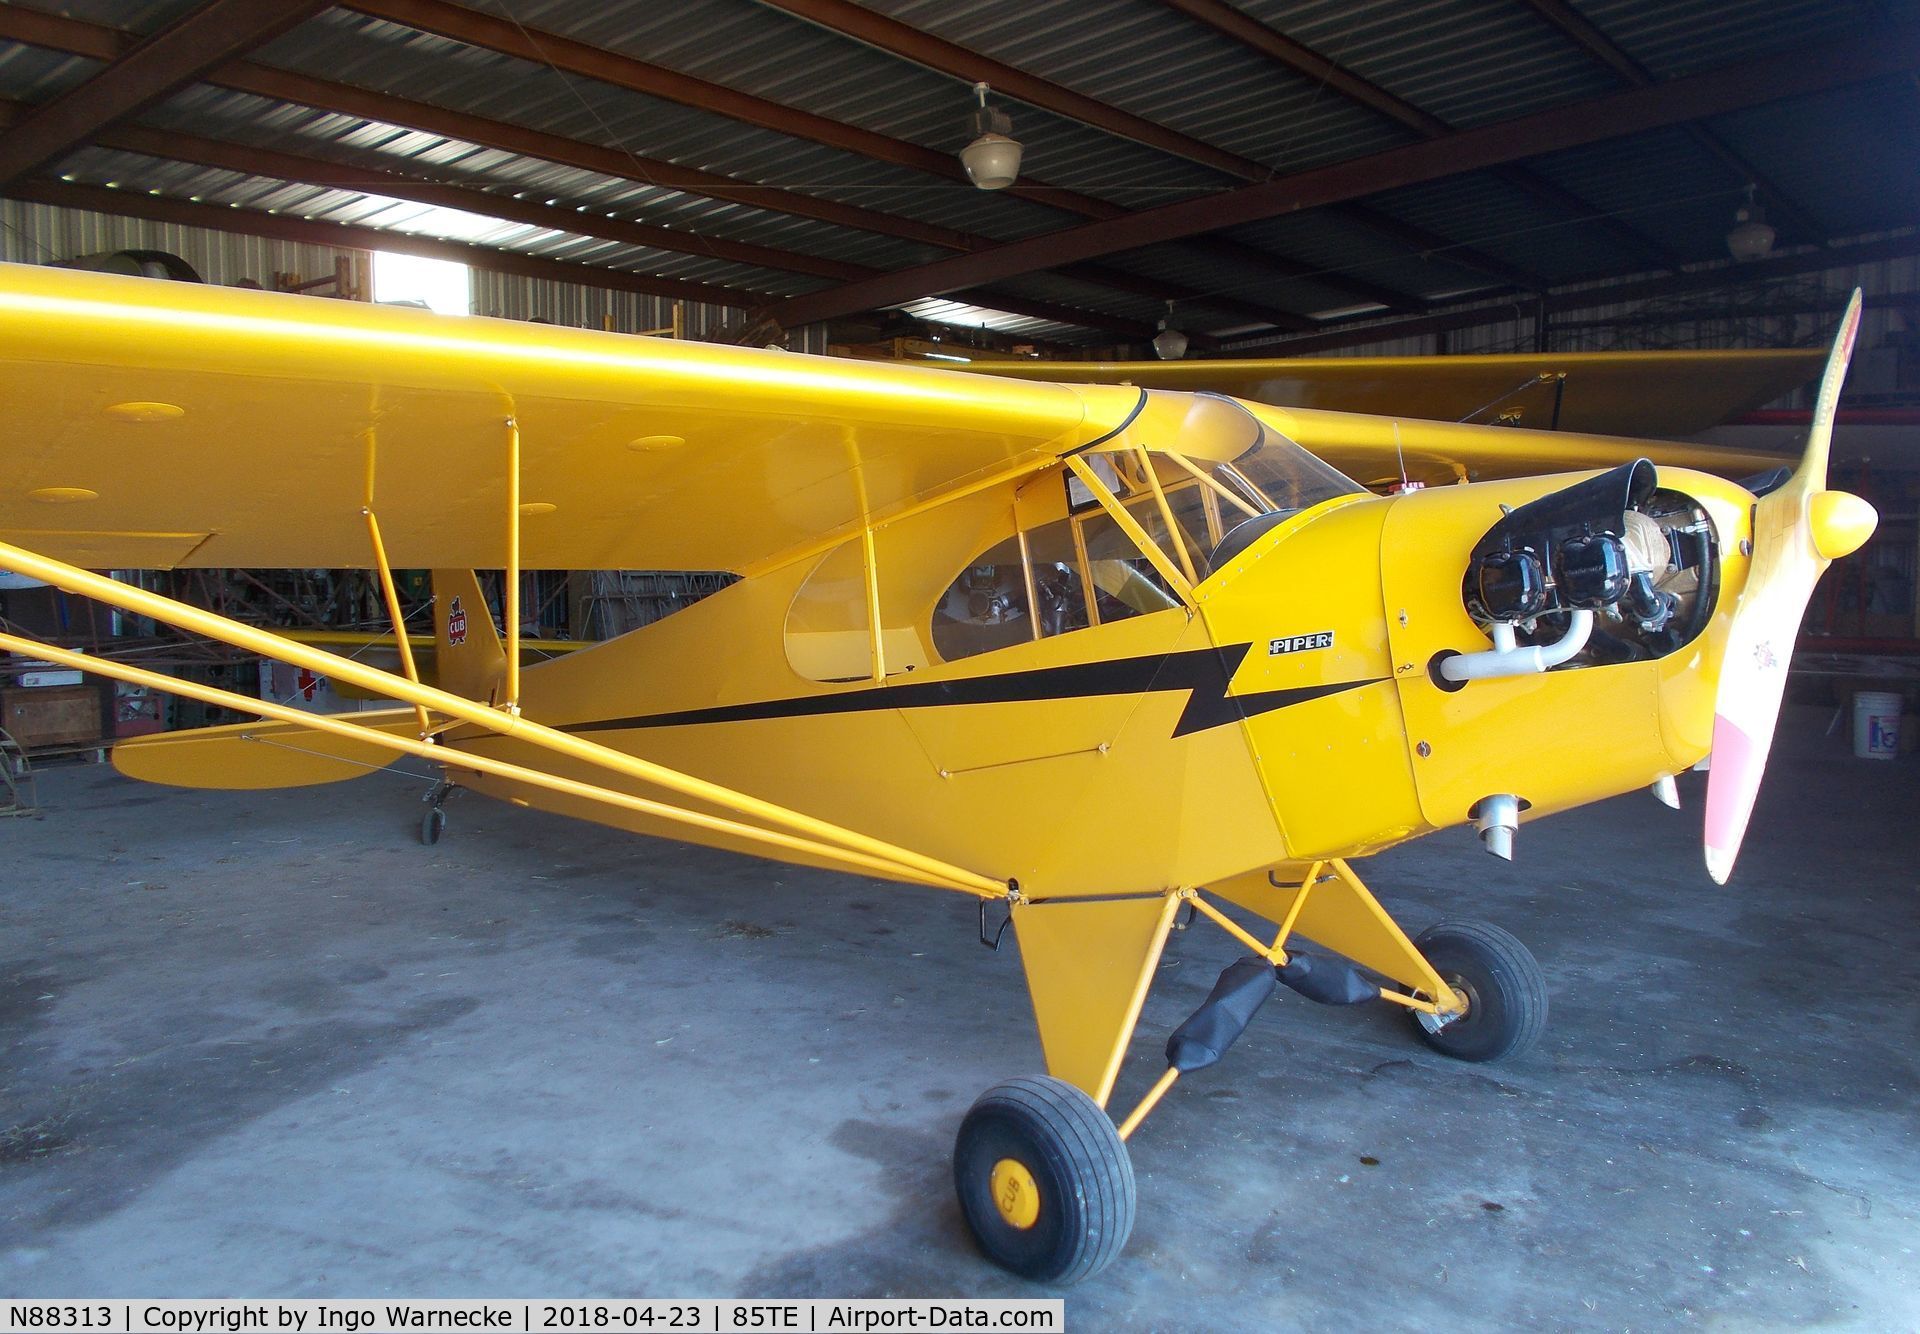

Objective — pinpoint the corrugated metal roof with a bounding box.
[1526,128,1741,262]
[255,9,1079,244]
[17,0,198,35]
[1362,172,1654,285]
[861,0,1408,173]
[496,0,1234,207]
[895,296,1086,343]
[1244,0,1623,130]
[1576,0,1859,80]
[1709,81,1920,241]
[0,40,100,107]
[54,143,821,295]
[0,0,1907,349]
[145,84,948,273]
[1212,211,1500,303]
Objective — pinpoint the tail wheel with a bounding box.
[1410,920,1548,1063]
[419,805,446,846]
[953,1076,1134,1284]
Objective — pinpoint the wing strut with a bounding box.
[504,413,522,711]
[2,632,974,890]
[0,538,1008,899]
[361,425,431,736]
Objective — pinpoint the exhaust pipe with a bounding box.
[1439,610,1593,684]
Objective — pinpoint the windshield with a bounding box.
[1206,418,1364,517]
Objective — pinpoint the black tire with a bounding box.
[419,805,446,846]
[1408,920,1547,1063]
[953,1076,1135,1284]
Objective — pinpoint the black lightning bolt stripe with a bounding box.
[562,644,1384,740]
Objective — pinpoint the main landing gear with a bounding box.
[953,1077,1135,1284]
[953,860,1549,1283]
[1409,920,1549,1063]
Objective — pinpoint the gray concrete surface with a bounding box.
[2,708,1916,1329]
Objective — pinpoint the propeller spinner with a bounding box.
[1702,290,1878,884]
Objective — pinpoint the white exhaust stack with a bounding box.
[1475,793,1521,860]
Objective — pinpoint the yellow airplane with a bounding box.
[0,265,1874,1283]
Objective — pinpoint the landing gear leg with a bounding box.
[419,779,455,845]
[1204,860,1547,1062]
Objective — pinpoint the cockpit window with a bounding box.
[1080,501,1182,621]
[930,534,1033,661]
[930,410,1363,667]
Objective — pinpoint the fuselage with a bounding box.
[450,450,1757,899]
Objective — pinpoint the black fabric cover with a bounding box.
[1165,958,1277,1073]
[1276,950,1378,1005]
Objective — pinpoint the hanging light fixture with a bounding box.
[1152,300,1189,360]
[960,82,1022,190]
[1726,183,1775,262]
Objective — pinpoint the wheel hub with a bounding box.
[1417,973,1475,1035]
[989,1157,1041,1230]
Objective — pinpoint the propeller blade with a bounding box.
[1703,290,1875,884]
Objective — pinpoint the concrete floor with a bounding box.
[1,708,1916,1328]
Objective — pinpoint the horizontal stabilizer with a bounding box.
[113,707,420,789]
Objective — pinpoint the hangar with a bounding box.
[1,0,1916,1324]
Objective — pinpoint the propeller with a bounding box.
[1703,290,1879,884]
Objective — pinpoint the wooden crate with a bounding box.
[0,684,105,749]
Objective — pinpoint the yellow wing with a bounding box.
[1247,405,1789,491]
[0,266,1796,575]
[0,264,1160,573]
[964,349,1817,475]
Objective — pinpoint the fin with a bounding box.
[114,708,420,789]
[431,570,508,705]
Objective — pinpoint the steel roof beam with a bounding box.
[1160,0,1679,272]
[1514,0,1828,245]
[760,26,1920,328]
[0,0,330,191]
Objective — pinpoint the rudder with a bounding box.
[431,570,508,705]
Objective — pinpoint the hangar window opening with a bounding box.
[372,252,472,316]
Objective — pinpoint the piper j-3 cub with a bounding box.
[0,266,1876,1283]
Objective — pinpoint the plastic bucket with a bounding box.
[1852,691,1903,760]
